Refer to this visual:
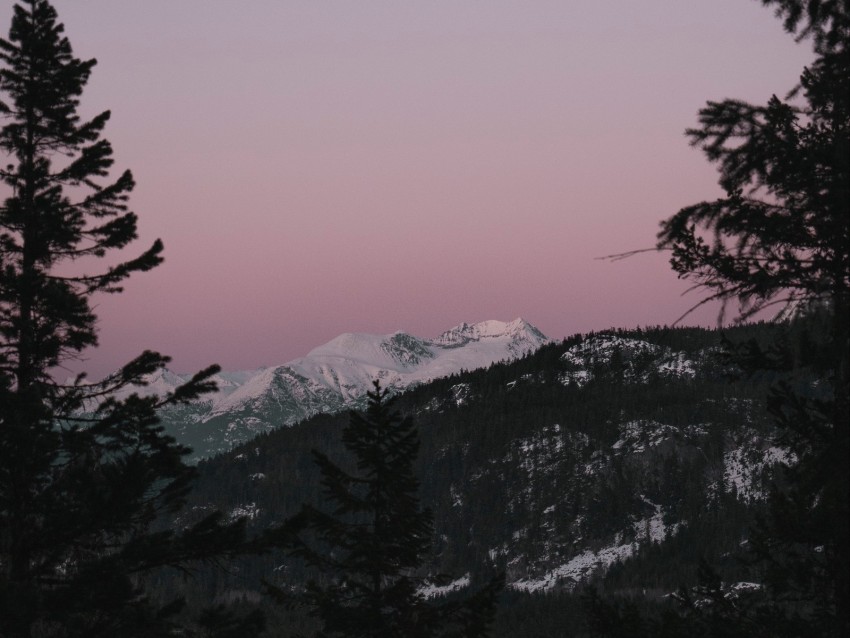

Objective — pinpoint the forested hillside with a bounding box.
[170,320,802,635]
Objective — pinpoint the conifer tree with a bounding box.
[286,381,502,638]
[0,2,263,635]
[650,1,849,635]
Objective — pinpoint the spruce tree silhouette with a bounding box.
[590,2,849,636]
[286,381,502,638]
[0,2,266,635]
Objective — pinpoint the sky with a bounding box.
[0,1,816,377]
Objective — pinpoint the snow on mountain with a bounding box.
[433,318,547,354]
[132,367,191,397]
[204,318,546,414]
[217,318,545,408]
[142,318,549,458]
[559,333,698,387]
[179,322,792,596]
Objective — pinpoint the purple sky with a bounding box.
[1,1,814,377]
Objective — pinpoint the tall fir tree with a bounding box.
[285,381,502,638]
[0,2,266,635]
[643,1,849,635]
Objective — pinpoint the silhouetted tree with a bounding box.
[0,2,264,635]
[286,381,502,638]
[652,1,848,635]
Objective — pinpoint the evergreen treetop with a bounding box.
[0,2,268,635]
[285,381,501,638]
[649,1,849,635]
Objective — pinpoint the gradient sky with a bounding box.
[0,1,815,377]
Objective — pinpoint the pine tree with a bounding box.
[651,1,849,635]
[285,381,502,638]
[0,2,264,635]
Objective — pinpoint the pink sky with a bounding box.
[1,1,814,377]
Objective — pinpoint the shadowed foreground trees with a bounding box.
[0,2,269,635]
[284,381,503,638]
[595,1,848,636]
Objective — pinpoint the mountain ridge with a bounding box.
[175,320,794,630]
[137,318,549,459]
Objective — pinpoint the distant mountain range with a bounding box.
[176,320,792,632]
[133,318,548,459]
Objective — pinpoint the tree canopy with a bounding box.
[285,381,502,638]
[653,1,848,635]
[658,0,848,322]
[0,2,266,635]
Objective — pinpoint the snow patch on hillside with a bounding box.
[612,420,707,454]
[419,574,471,599]
[451,383,472,406]
[229,503,260,521]
[102,319,549,459]
[511,498,678,592]
[722,444,796,501]
[560,334,696,387]
[512,543,635,592]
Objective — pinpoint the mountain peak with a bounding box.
[306,332,387,362]
[432,318,546,348]
[115,318,550,459]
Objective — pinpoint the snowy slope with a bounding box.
[204,318,547,414]
[132,318,549,458]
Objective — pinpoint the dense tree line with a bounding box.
[280,382,501,637]
[590,0,849,635]
[180,321,787,634]
[0,2,279,635]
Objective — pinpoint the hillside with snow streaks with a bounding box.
[559,333,698,387]
[147,318,548,459]
[173,320,803,611]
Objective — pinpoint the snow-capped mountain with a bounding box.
[140,318,548,459]
[181,321,792,603]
